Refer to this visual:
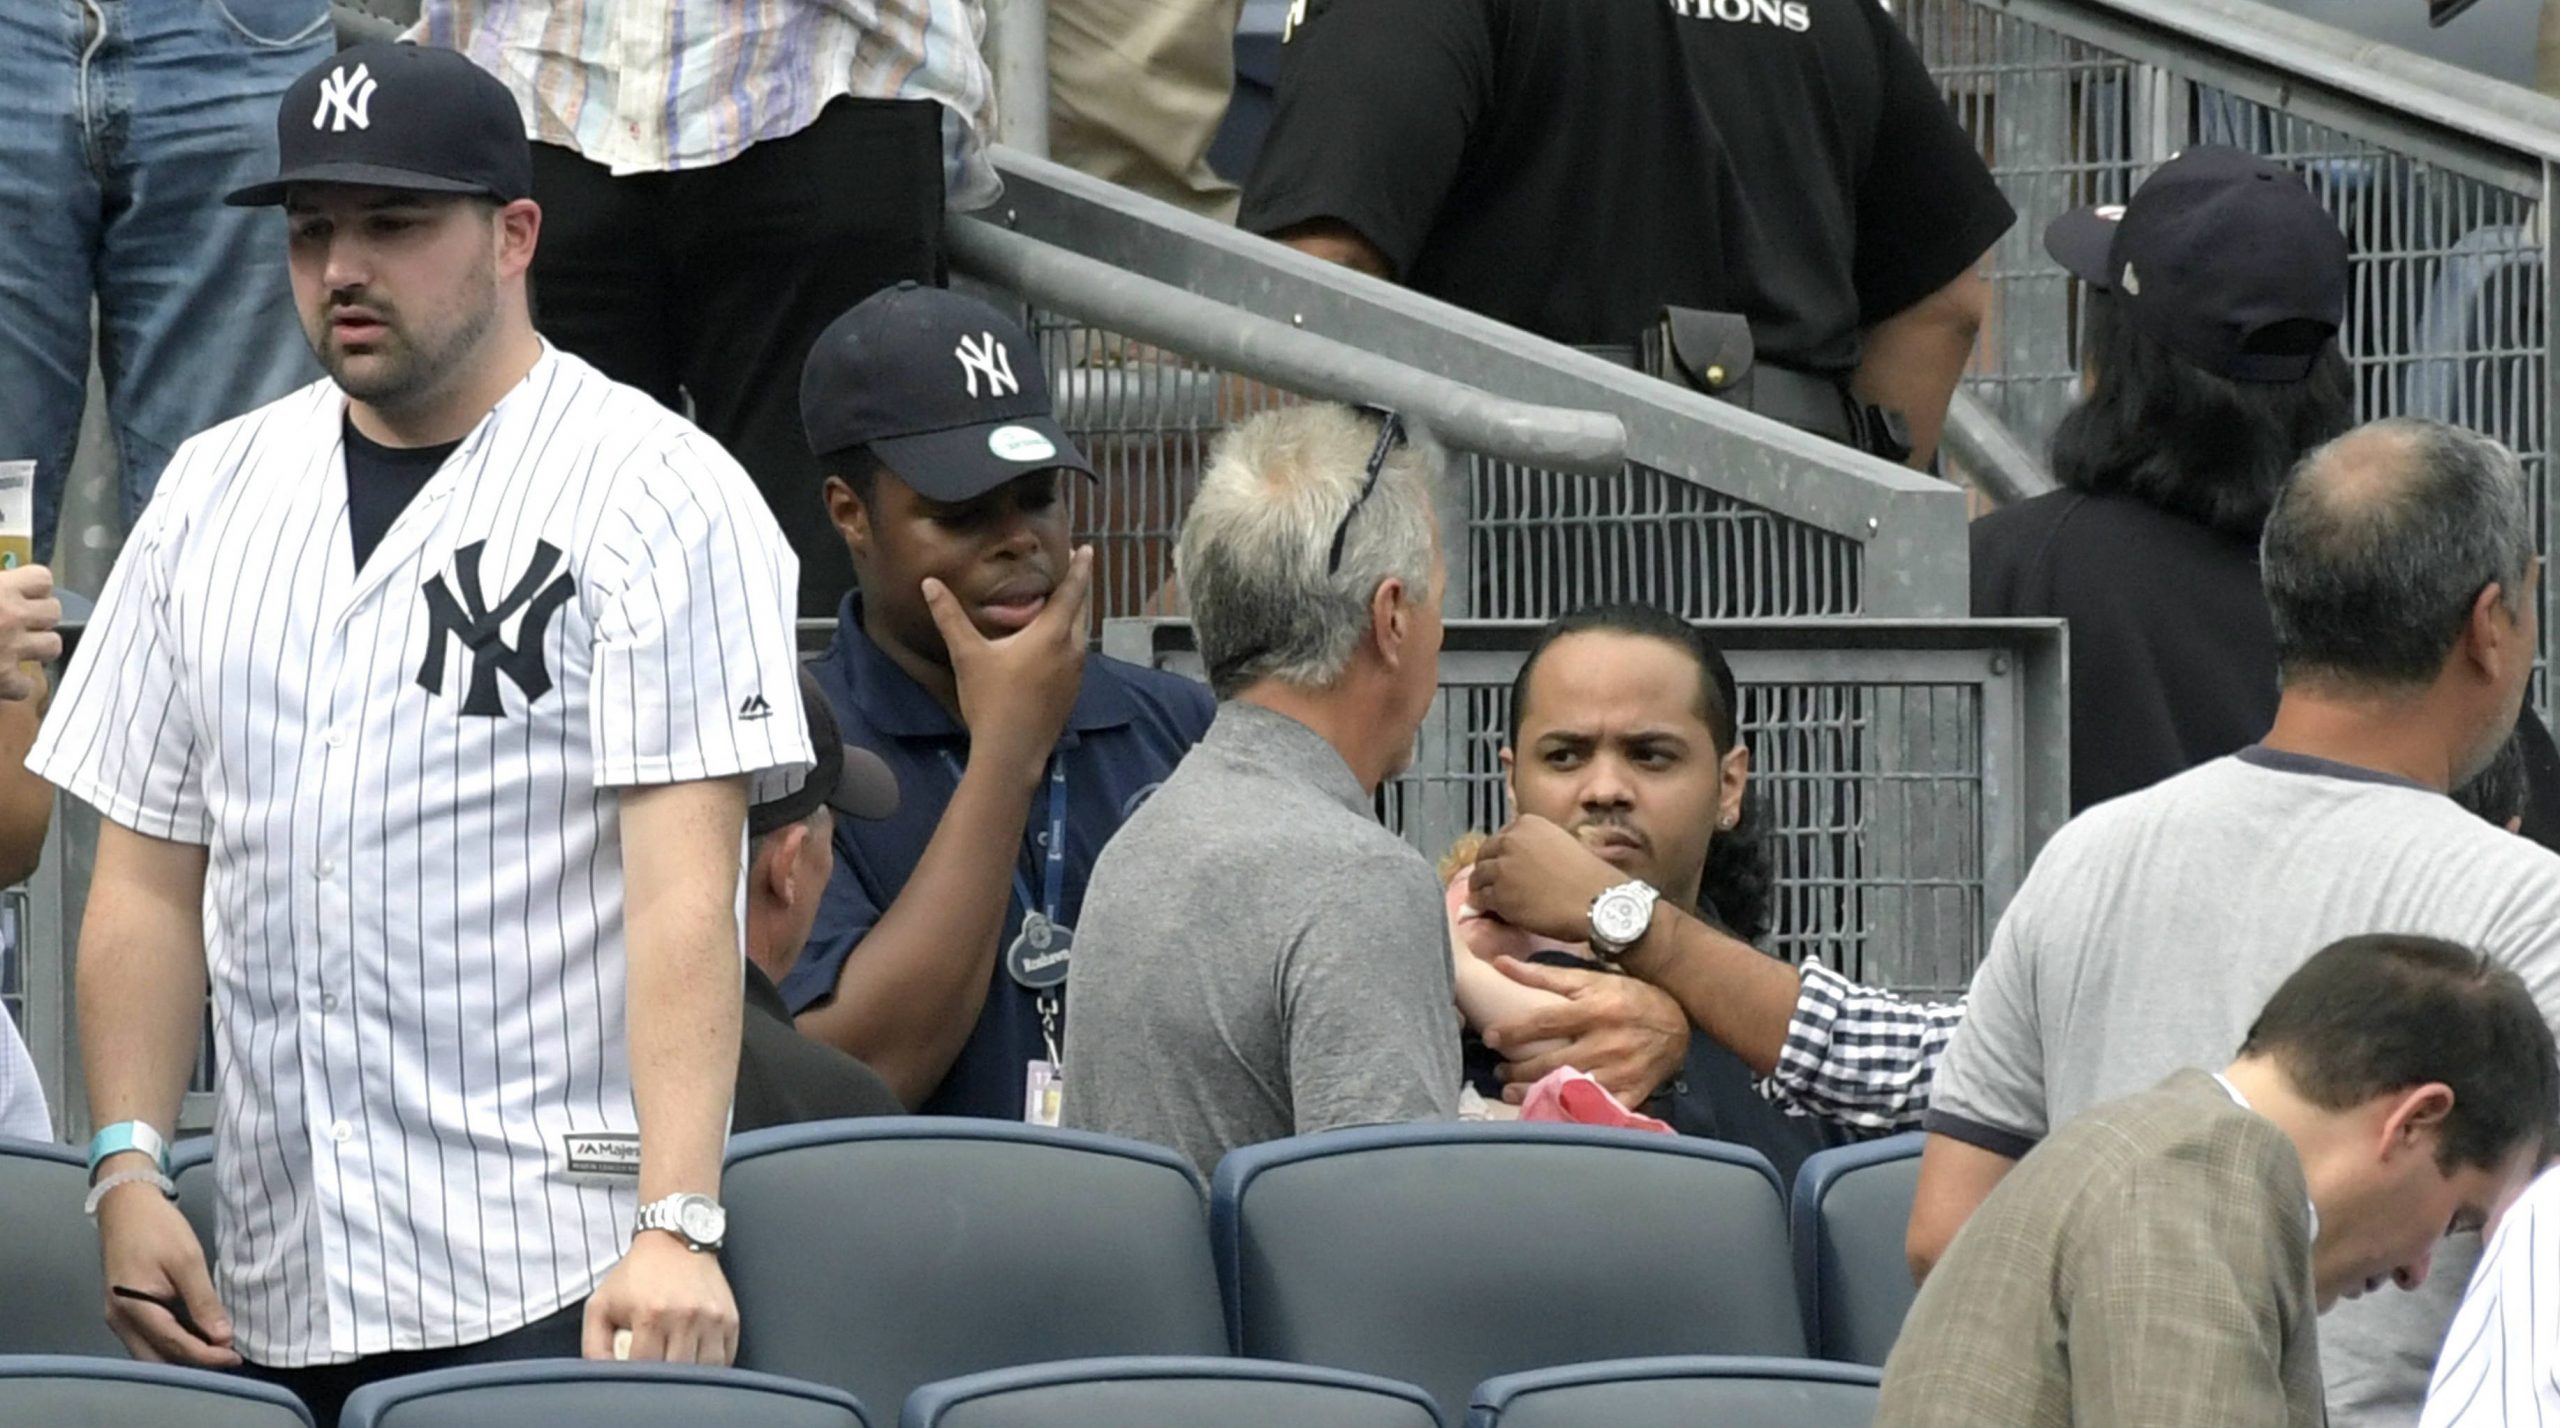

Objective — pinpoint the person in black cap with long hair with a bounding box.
[1973,146,2359,816]
[781,284,1214,1122]
[39,40,810,1420]
[1973,145,2560,839]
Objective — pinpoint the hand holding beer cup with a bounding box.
[0,463,56,700]
[0,566,62,702]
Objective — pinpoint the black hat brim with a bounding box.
[2043,206,2123,289]
[226,162,501,208]
[867,416,1096,503]
[830,746,901,822]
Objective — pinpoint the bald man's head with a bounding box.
[2262,417,2533,694]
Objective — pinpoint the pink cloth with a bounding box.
[1446,865,1586,963]
[1517,1067,1675,1134]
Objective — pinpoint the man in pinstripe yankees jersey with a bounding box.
[28,42,808,1422]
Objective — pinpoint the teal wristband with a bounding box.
[86,1121,171,1176]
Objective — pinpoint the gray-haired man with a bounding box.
[1909,417,2560,1428]
[1060,404,1460,1174]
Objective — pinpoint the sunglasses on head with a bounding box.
[1325,406,1407,575]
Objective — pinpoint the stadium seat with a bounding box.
[1790,1133,1924,1365]
[339,1361,868,1428]
[0,1353,314,1427]
[0,1138,122,1354]
[900,1356,1439,1428]
[1465,1355,1881,1428]
[172,1136,218,1256]
[723,1118,1229,1415]
[1212,1123,1806,1422]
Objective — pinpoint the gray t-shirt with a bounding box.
[1930,747,2560,1428]
[1059,700,1460,1175]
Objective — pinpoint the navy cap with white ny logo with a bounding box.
[799,282,1095,504]
[226,41,533,208]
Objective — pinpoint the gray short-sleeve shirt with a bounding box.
[1928,748,2560,1428]
[1060,701,1461,1175]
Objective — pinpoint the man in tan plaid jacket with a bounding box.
[1879,933,2555,1428]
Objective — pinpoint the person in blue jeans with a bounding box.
[0,0,328,559]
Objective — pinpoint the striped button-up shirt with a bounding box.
[416,1,999,209]
[29,346,809,1365]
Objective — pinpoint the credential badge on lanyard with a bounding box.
[945,751,1073,1126]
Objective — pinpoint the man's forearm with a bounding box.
[795,760,1035,1105]
[0,688,53,888]
[621,780,748,1201]
[1852,263,1992,471]
[1616,905,1804,1076]
[80,821,211,1159]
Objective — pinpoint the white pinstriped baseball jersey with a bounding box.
[2423,1164,2560,1427]
[29,343,810,1366]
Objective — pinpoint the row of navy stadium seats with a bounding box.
[0,1351,1882,1428]
[0,1120,1923,1424]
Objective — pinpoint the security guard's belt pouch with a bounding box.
[1640,306,1912,463]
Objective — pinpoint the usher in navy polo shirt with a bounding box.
[780,594,1215,1118]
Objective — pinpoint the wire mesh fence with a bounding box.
[1382,673,1987,995]
[1111,621,2058,998]
[1033,313,1872,626]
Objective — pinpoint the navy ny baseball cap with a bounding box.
[800,283,1094,503]
[2044,146,2348,382]
[227,41,532,208]
[749,670,900,839]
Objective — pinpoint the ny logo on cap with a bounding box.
[314,63,379,133]
[955,331,1020,399]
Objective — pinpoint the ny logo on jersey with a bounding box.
[417,540,576,717]
[313,63,379,133]
[955,331,1019,399]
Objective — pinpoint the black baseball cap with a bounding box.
[226,41,532,208]
[749,670,900,838]
[2044,146,2349,382]
[800,283,1094,502]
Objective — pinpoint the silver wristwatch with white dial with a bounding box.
[1587,880,1662,958]
[635,1192,727,1252]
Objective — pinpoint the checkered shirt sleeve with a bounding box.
[1761,961,1965,1132]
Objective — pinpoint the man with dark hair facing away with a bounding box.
[1914,417,2560,1428]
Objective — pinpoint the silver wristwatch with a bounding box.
[635,1192,727,1252]
[1587,880,1662,958]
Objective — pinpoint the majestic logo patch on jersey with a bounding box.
[955,331,1020,399]
[562,1132,641,1178]
[314,63,379,132]
[417,540,576,717]
[738,694,773,721]
[1665,0,1811,29]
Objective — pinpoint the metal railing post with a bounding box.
[987,0,1052,157]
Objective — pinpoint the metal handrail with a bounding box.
[2059,0,2560,160]
[952,219,1632,478]
[1944,391,2057,505]
[980,148,1972,617]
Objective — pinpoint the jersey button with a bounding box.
[329,1120,353,1143]
[320,992,340,1013]
[325,728,348,748]
[315,860,336,882]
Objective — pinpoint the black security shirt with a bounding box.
[1240,0,2016,365]
[342,419,456,570]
